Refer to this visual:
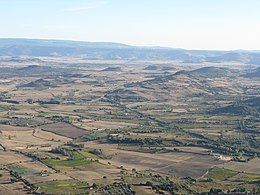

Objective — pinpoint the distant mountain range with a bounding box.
[0,38,260,64]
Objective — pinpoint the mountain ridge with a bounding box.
[0,38,260,64]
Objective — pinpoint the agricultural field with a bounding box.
[0,57,260,194]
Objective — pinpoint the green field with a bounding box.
[38,179,90,194]
[8,164,40,176]
[206,167,238,181]
[239,174,260,182]
[43,158,93,168]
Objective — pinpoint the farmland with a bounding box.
[0,56,260,194]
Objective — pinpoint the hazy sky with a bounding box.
[0,0,260,50]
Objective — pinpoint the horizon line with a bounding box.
[0,37,259,52]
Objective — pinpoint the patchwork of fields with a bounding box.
[0,57,260,194]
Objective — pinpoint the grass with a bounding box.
[124,176,151,184]
[190,182,221,193]
[70,150,99,160]
[38,112,63,118]
[82,131,109,141]
[43,158,93,168]
[34,151,63,160]
[38,179,89,194]
[79,150,99,159]
[239,174,260,182]
[206,167,238,181]
[13,104,38,110]
[8,164,40,176]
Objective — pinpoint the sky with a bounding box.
[0,0,260,50]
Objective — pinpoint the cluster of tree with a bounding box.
[185,136,260,157]
[90,148,103,156]
[46,115,70,123]
[0,99,19,104]
[142,175,195,195]
[101,182,135,195]
[10,170,38,193]
[199,187,260,195]
[36,99,60,105]
[51,147,71,156]
[132,129,164,133]
[65,141,84,148]
[108,129,259,157]
[108,135,163,146]
[215,136,260,156]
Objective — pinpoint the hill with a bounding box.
[210,97,260,116]
[243,67,260,78]
[206,53,250,63]
[189,66,235,78]
[19,79,53,88]
[101,67,122,71]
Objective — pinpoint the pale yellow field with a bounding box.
[26,173,72,184]
[84,141,223,178]
[67,168,121,184]
[0,128,71,151]
[218,158,260,174]
[0,151,31,165]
